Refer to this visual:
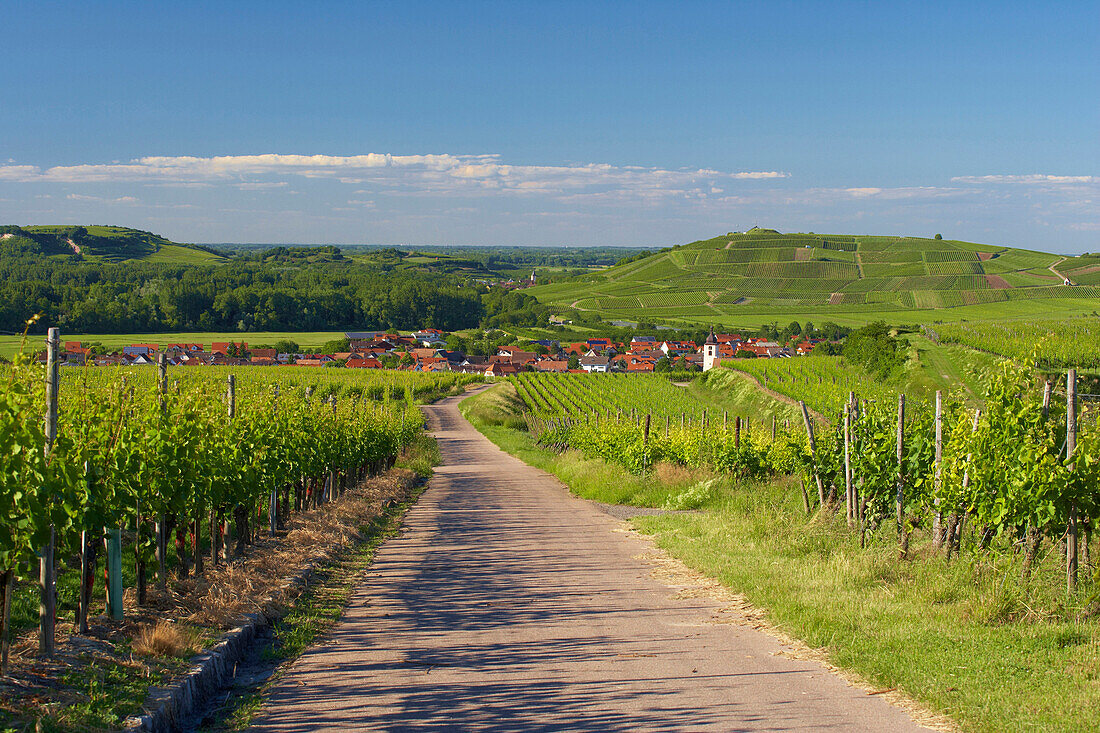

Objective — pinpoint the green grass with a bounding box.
[144,243,226,264]
[900,335,1003,400]
[461,383,1100,733]
[685,368,803,424]
[15,225,225,263]
[0,331,349,359]
[637,503,1099,733]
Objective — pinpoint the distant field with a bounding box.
[0,330,346,358]
[5,224,226,263]
[532,230,1100,327]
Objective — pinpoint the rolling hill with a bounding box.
[527,229,1100,327]
[0,225,226,263]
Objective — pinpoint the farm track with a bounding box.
[1049,257,1072,285]
[248,392,931,731]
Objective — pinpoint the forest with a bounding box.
[0,237,552,334]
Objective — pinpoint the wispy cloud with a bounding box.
[66,193,139,204]
[0,153,790,202]
[952,174,1098,184]
[1,156,1097,251]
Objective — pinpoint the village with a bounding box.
[46,328,827,375]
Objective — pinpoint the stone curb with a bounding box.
[121,559,326,732]
[121,472,420,732]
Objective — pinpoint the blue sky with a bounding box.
[1,1,1097,251]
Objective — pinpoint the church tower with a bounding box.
[703,326,719,371]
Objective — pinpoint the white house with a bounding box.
[579,355,611,373]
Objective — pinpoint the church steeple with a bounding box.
[703,326,719,371]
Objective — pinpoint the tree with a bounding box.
[398,352,414,368]
[320,338,350,354]
[446,334,468,353]
[934,233,943,240]
[273,339,299,354]
[567,354,580,370]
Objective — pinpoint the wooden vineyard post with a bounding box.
[78,493,97,634]
[932,391,944,547]
[39,327,60,657]
[947,408,980,560]
[723,411,728,432]
[665,414,670,437]
[213,374,234,565]
[771,415,776,442]
[734,417,741,449]
[849,392,862,529]
[155,353,168,593]
[327,396,338,503]
[1,570,13,673]
[192,506,203,577]
[843,404,853,527]
[269,384,279,537]
[700,410,707,466]
[896,394,906,554]
[1067,369,1078,593]
[643,413,651,473]
[799,401,825,507]
[1042,380,1052,422]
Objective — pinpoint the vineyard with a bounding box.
[512,364,1099,591]
[514,372,714,421]
[721,354,899,418]
[927,318,1100,369]
[0,331,478,670]
[527,230,1100,328]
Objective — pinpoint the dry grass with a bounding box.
[177,468,419,629]
[653,461,696,487]
[132,621,202,658]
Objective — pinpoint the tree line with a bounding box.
[0,250,552,334]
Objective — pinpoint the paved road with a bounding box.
[250,392,932,732]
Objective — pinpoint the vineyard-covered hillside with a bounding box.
[527,231,1100,327]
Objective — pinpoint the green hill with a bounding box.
[528,231,1100,327]
[0,225,225,263]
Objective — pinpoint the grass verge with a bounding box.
[462,383,1100,733]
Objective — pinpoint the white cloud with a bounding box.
[66,193,139,204]
[0,153,790,202]
[952,174,1098,184]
